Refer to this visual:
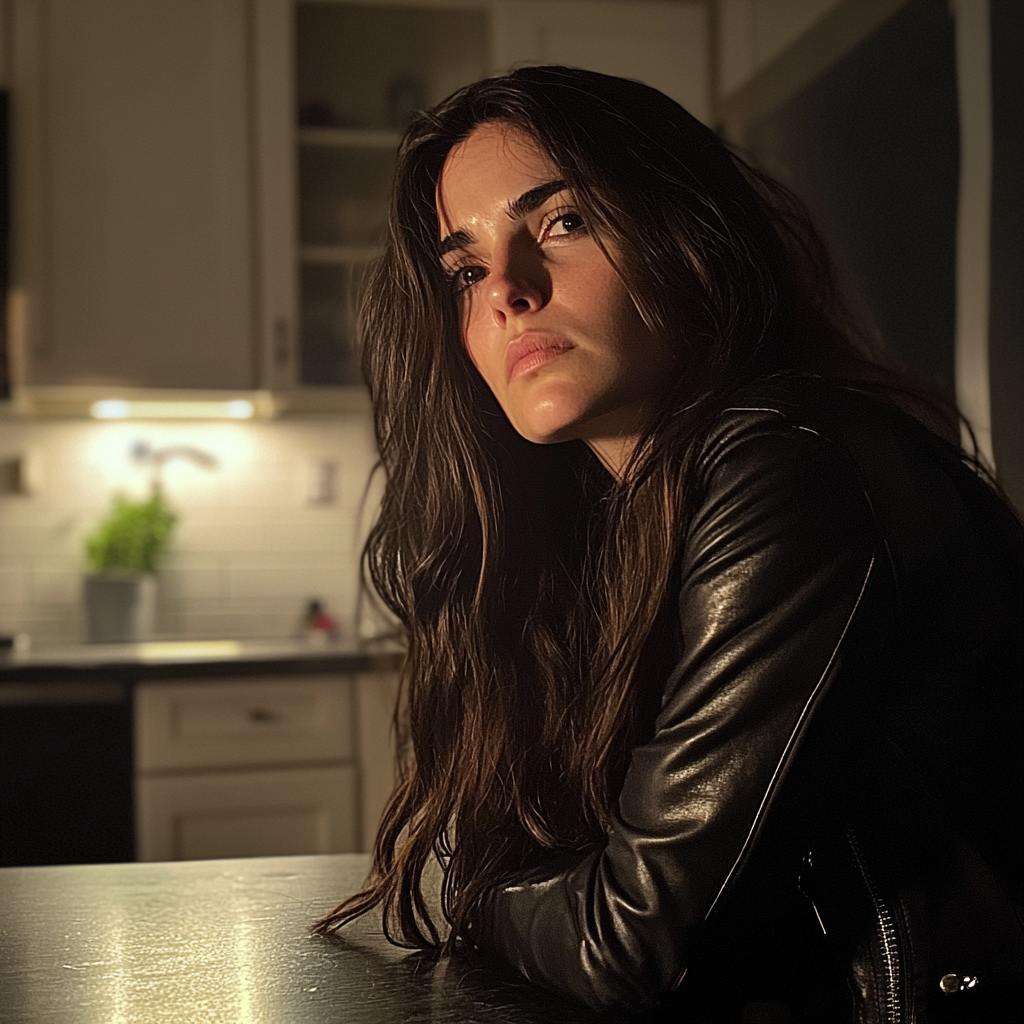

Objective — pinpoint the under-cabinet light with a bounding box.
[91,399,255,420]
[136,641,243,660]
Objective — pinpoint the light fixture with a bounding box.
[137,640,242,660]
[91,399,255,420]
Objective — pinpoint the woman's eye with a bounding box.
[545,212,586,238]
[450,265,486,292]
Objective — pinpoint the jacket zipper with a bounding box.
[847,827,902,1024]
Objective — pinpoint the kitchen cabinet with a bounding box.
[253,0,709,391]
[489,0,710,120]
[254,0,492,390]
[10,0,257,390]
[2,643,404,865]
[137,766,358,860]
[9,0,706,395]
[135,669,400,860]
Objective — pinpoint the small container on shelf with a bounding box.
[303,599,338,646]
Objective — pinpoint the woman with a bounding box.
[316,67,1023,1022]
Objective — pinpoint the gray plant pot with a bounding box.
[83,573,157,643]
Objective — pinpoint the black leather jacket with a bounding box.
[466,378,1024,1023]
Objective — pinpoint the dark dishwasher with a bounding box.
[0,683,134,867]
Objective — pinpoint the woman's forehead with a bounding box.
[436,124,560,237]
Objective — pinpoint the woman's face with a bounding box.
[436,123,673,474]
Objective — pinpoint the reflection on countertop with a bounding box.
[0,853,596,1024]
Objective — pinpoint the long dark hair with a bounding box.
[314,66,953,947]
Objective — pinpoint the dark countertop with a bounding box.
[0,853,598,1023]
[0,638,404,685]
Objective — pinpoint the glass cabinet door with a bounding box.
[294,2,488,387]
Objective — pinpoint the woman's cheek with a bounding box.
[462,322,500,393]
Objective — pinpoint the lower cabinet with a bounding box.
[134,671,399,861]
[136,765,357,861]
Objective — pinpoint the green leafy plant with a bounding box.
[85,493,177,573]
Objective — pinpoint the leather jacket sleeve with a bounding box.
[463,409,880,1013]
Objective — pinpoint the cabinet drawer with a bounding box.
[136,764,356,861]
[135,676,353,772]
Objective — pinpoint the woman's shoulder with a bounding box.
[691,372,1023,588]
[685,374,887,491]
[693,373,959,496]
[679,377,883,574]
[705,373,925,447]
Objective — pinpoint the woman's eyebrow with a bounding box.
[437,179,568,258]
[438,229,473,258]
[505,179,567,220]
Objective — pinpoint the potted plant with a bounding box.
[83,493,177,643]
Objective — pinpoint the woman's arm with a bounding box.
[463,409,880,1012]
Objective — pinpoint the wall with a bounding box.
[493,0,710,124]
[0,415,380,644]
[716,0,846,96]
[986,0,1023,512]
[743,0,959,398]
[719,0,1023,509]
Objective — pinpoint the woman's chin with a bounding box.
[509,409,585,446]
[504,387,595,445]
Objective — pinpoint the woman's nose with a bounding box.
[486,242,549,328]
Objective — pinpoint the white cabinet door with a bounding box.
[136,764,357,861]
[11,0,255,389]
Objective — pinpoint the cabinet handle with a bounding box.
[248,707,280,724]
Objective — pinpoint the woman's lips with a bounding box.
[505,333,574,382]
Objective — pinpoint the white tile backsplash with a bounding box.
[0,415,380,643]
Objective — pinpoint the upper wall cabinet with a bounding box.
[11,0,707,393]
[11,0,256,390]
[266,0,491,388]
[254,0,709,390]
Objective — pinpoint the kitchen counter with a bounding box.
[0,853,598,1024]
[1,642,405,868]
[0,637,404,685]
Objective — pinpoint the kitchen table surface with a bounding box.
[0,853,600,1023]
